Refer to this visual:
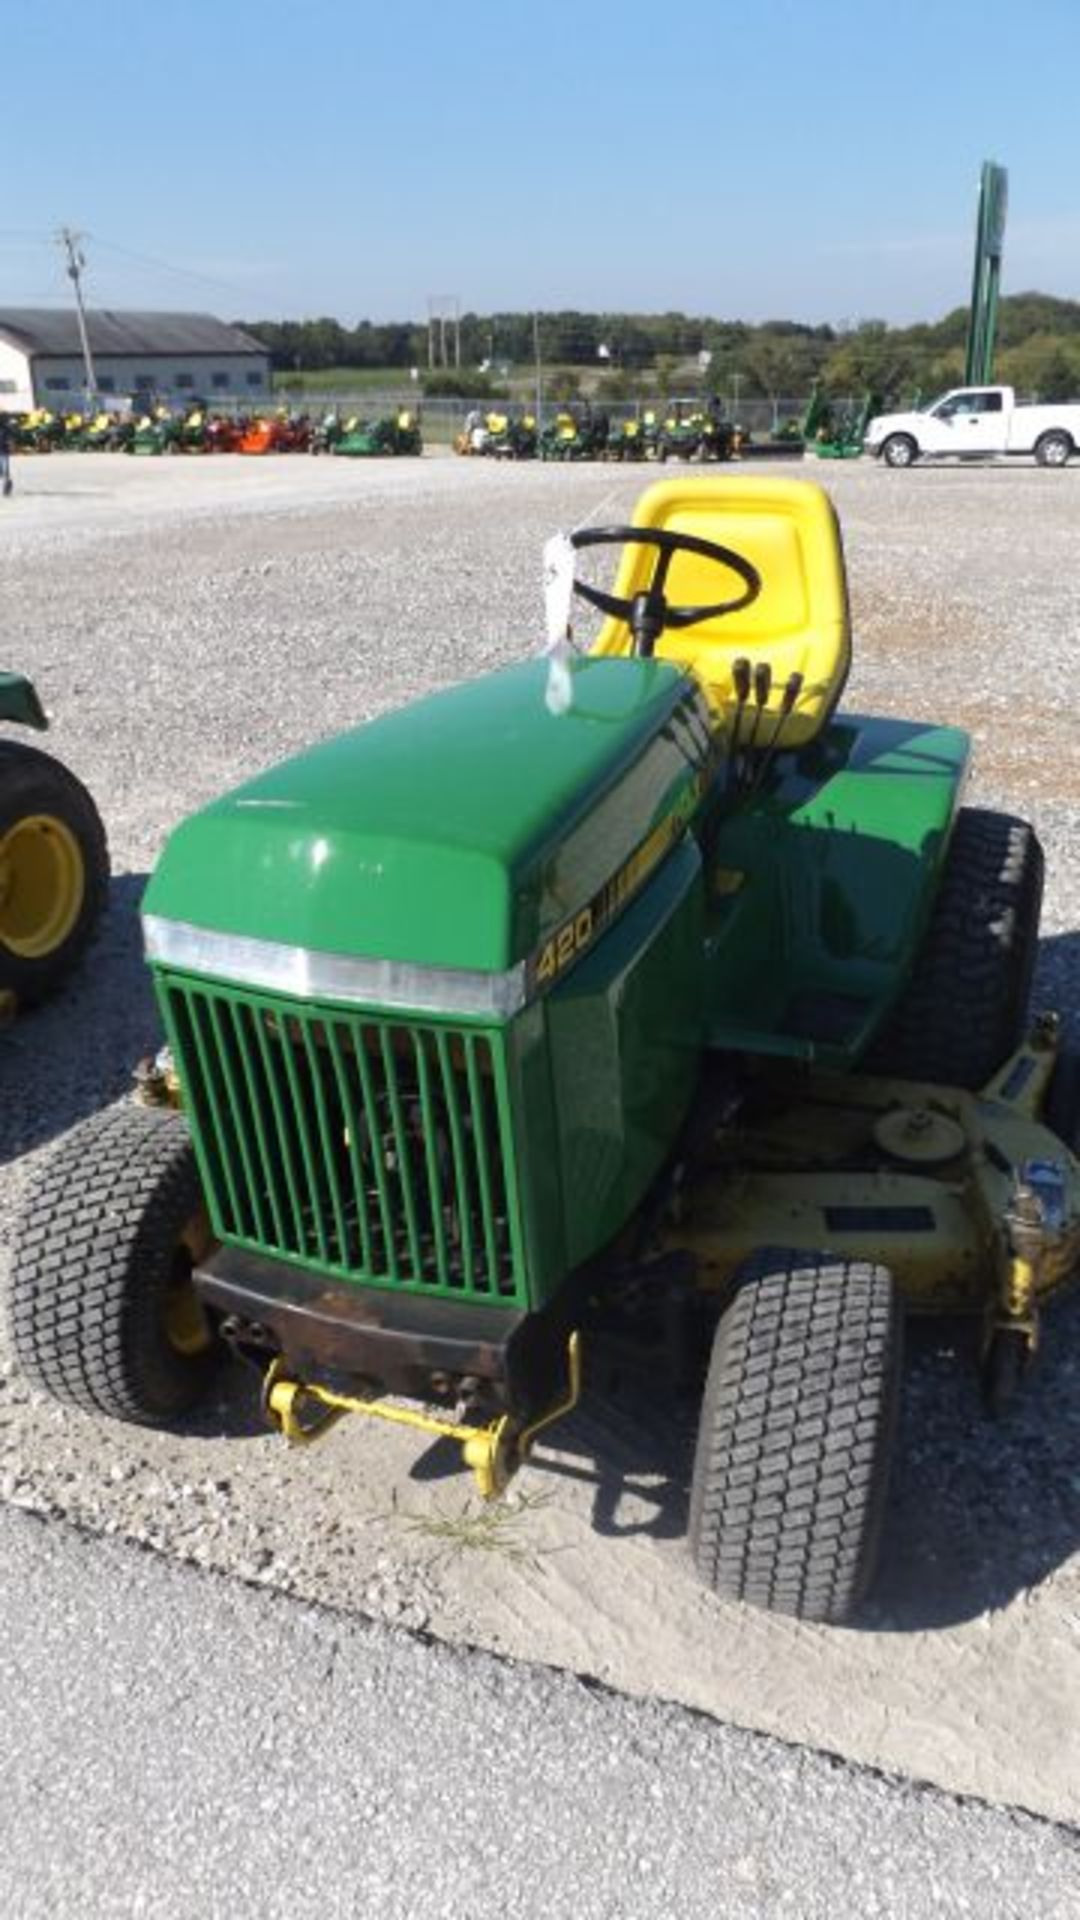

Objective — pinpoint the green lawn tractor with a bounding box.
[16,410,65,453]
[9,478,1078,1627]
[540,409,608,462]
[81,411,134,453]
[809,391,881,461]
[487,412,539,460]
[605,417,649,462]
[334,410,422,457]
[0,673,109,1019]
[129,409,182,455]
[655,409,705,461]
[310,411,346,455]
[698,412,739,463]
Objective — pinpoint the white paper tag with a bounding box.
[542,530,575,652]
[545,644,574,716]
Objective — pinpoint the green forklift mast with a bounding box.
[964,160,1008,386]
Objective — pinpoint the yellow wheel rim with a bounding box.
[165,1214,214,1358]
[0,814,85,959]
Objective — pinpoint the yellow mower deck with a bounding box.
[260,1018,1079,1499]
[672,1015,1078,1337]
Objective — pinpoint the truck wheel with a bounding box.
[0,740,109,1007]
[865,808,1043,1089]
[1035,431,1073,468]
[881,434,918,468]
[689,1253,901,1624]
[8,1105,221,1425]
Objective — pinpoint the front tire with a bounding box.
[881,433,918,468]
[0,740,109,1006]
[865,807,1043,1088]
[1035,430,1072,469]
[8,1105,221,1424]
[689,1254,901,1623]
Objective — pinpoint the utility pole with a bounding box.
[533,312,543,431]
[57,227,98,406]
[427,295,460,374]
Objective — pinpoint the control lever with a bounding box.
[745,670,804,799]
[742,661,773,781]
[727,656,751,792]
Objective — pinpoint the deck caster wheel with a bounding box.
[982,1328,1031,1419]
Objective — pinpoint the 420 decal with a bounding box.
[526,775,705,995]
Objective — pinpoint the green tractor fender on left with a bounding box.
[0,672,48,732]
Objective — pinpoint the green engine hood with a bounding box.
[143,656,712,987]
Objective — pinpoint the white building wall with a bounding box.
[25,352,270,406]
[0,340,34,410]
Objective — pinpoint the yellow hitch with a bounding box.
[263,1332,583,1501]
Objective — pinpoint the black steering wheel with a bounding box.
[570,525,762,657]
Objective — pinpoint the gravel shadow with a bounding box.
[869,1297,1080,1630]
[410,1306,1080,1629]
[0,871,158,1165]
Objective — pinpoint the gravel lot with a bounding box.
[2,451,1079,1824]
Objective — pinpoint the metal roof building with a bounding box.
[0,309,271,409]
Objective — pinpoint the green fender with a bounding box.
[703,712,973,1068]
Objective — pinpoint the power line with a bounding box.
[89,233,285,308]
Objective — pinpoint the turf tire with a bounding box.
[8,1104,220,1425]
[688,1253,901,1624]
[0,739,109,1006]
[865,807,1043,1089]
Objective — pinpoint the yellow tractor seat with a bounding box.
[589,478,850,750]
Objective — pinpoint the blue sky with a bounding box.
[3,0,1078,325]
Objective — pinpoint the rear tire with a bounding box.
[0,740,109,1006]
[8,1105,221,1424]
[865,807,1043,1089]
[1035,430,1072,468]
[689,1253,901,1623]
[881,434,918,468]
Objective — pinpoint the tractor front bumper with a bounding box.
[191,1244,581,1499]
[193,1242,575,1422]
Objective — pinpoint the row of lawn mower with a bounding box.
[457,404,746,463]
[6,405,424,457]
[5,477,1080,1632]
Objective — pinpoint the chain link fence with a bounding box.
[260,391,835,446]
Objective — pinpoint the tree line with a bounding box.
[239,294,1080,403]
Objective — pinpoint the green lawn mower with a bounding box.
[9,478,1078,1626]
[334,410,422,457]
[806,390,882,462]
[129,410,183,455]
[0,673,109,1019]
[605,417,649,462]
[655,410,705,461]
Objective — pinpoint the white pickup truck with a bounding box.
[865,385,1080,469]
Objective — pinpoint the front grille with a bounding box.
[160,979,524,1304]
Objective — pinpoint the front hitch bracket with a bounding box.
[263,1331,583,1501]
